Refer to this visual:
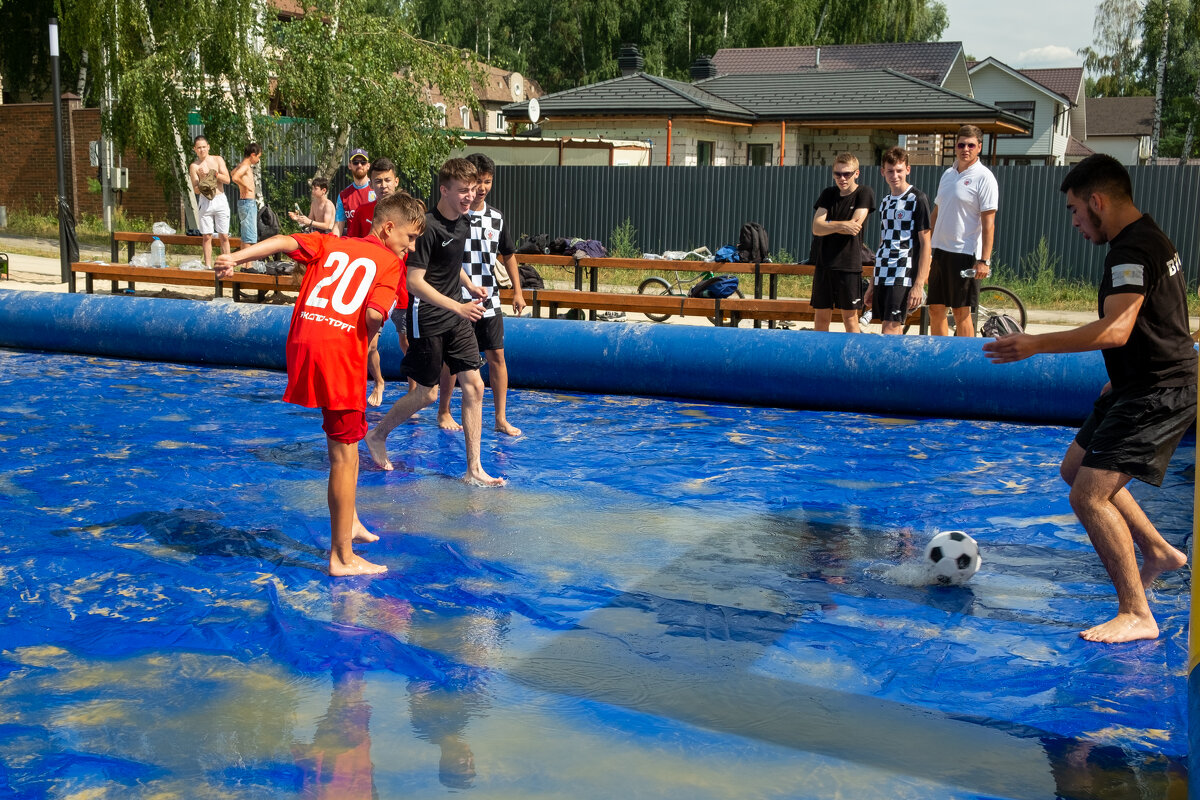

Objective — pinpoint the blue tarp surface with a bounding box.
[0,349,1190,799]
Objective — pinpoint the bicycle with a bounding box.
[637,270,745,324]
[904,284,1027,335]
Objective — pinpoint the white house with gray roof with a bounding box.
[966,59,1086,165]
[503,63,1029,168]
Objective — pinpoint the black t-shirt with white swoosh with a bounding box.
[407,207,472,338]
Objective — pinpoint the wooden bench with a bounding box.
[110,231,243,264]
[517,254,928,331]
[71,262,301,302]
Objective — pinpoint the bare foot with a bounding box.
[495,420,523,437]
[465,468,506,487]
[1079,613,1159,643]
[368,384,384,407]
[352,515,379,543]
[1140,545,1187,589]
[363,431,393,471]
[438,413,463,432]
[329,553,388,577]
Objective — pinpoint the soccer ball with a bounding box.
[924,530,982,585]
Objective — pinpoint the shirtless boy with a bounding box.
[189,135,232,270]
[215,192,427,576]
[290,177,336,233]
[231,143,262,245]
[365,158,504,487]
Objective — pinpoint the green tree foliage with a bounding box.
[1139,0,1200,158]
[1080,0,1199,158]
[1077,0,1145,97]
[406,0,948,94]
[272,0,478,188]
[61,0,271,216]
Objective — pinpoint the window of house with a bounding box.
[996,101,1034,138]
[460,106,471,129]
[697,140,715,166]
[494,111,506,132]
[434,103,446,128]
[748,143,772,166]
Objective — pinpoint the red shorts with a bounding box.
[322,408,367,443]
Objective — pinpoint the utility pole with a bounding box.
[49,17,71,286]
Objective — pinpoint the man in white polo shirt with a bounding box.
[928,124,998,337]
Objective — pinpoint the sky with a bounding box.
[940,0,1099,69]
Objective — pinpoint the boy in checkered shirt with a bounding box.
[865,146,932,334]
[437,153,528,436]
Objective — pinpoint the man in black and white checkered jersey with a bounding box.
[865,146,932,335]
[437,153,528,437]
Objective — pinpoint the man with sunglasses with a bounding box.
[811,153,875,333]
[928,125,998,337]
[332,148,374,237]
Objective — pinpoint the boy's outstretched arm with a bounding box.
[214,234,300,278]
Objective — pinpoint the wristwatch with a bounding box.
[979,258,991,266]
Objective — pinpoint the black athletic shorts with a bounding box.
[1075,384,1196,486]
[473,313,505,352]
[928,249,979,310]
[811,267,864,311]
[873,283,913,323]
[401,320,485,387]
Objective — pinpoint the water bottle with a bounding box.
[150,237,167,268]
[959,267,977,278]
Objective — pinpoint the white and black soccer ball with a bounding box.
[924,530,982,585]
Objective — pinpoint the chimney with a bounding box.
[815,47,821,69]
[618,43,644,77]
[689,55,718,81]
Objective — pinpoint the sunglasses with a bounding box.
[833,170,856,178]
[350,159,368,165]
[956,142,979,150]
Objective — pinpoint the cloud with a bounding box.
[1015,45,1083,68]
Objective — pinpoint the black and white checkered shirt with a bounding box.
[460,204,515,318]
[874,187,931,286]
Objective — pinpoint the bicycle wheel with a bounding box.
[708,288,745,326]
[638,276,675,322]
[976,285,1027,333]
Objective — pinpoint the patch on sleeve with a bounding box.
[1110,263,1144,288]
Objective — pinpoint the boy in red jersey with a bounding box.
[215,192,426,576]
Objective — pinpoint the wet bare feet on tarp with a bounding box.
[363,431,393,471]
[329,553,387,577]
[1079,613,1159,643]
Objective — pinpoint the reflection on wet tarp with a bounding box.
[0,349,1191,799]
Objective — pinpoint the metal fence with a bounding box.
[478,165,1200,286]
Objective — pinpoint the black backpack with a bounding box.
[980,314,1023,338]
[517,233,550,255]
[738,222,769,264]
[257,205,280,240]
[518,263,545,290]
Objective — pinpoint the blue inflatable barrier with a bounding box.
[0,289,1106,423]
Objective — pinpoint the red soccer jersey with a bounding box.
[346,200,409,311]
[338,183,374,233]
[282,232,400,411]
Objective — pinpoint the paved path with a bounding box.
[1,233,1187,335]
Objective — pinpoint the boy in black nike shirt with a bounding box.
[365,158,504,486]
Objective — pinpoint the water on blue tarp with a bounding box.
[0,348,1191,799]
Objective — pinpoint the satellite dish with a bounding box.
[528,97,541,124]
